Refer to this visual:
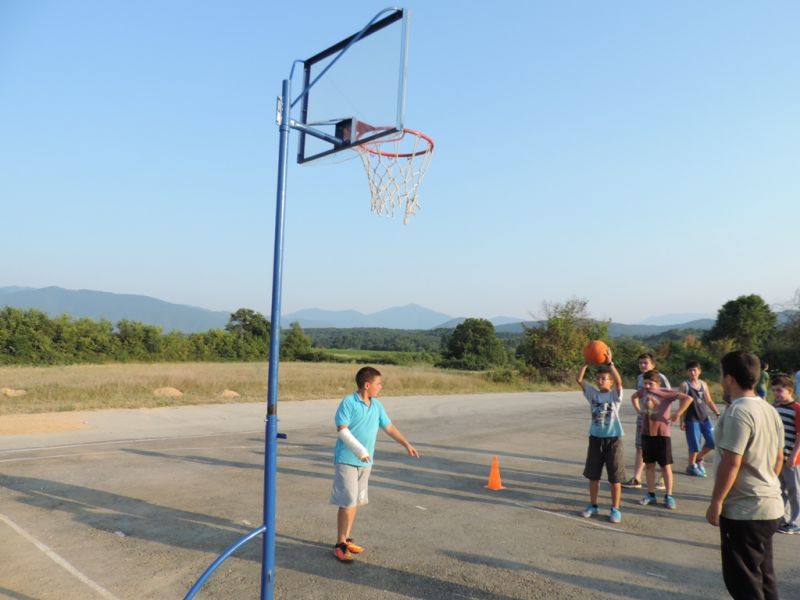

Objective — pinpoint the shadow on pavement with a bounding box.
[276,534,522,600]
[443,550,715,600]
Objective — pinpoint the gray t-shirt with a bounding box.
[582,381,624,438]
[717,395,784,520]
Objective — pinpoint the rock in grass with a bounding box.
[1,387,27,398]
[153,387,183,397]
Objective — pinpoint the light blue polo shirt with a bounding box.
[334,391,391,467]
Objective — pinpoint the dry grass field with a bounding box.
[0,362,554,415]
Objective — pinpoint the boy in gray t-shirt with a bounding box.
[576,350,625,524]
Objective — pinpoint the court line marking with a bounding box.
[0,429,264,455]
[0,445,264,464]
[0,512,120,600]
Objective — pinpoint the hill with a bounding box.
[283,304,454,330]
[0,286,230,333]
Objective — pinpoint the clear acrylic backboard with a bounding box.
[294,8,409,164]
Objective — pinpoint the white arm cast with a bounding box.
[338,428,369,460]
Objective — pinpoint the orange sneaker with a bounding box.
[333,543,353,562]
[345,538,364,554]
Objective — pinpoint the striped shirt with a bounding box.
[773,400,800,465]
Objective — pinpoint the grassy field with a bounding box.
[0,362,555,415]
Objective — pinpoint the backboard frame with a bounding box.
[295,8,409,164]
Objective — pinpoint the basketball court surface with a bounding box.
[1,391,798,599]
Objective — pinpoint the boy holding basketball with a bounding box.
[576,349,625,524]
[330,366,419,562]
[632,370,693,509]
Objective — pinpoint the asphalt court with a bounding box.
[1,392,798,599]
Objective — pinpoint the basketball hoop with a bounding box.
[354,128,434,224]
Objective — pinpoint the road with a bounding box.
[1,392,798,599]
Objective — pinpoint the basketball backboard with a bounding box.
[293,8,409,164]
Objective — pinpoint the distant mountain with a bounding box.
[0,286,230,333]
[639,312,715,326]
[494,318,715,337]
[284,304,453,330]
[435,315,529,330]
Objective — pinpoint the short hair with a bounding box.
[596,366,611,376]
[685,360,701,370]
[356,366,381,388]
[771,373,795,392]
[642,369,661,383]
[638,352,655,363]
[720,351,760,390]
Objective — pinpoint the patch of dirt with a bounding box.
[0,413,89,435]
[220,389,240,398]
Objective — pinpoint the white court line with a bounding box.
[508,500,625,533]
[0,429,264,455]
[0,445,263,464]
[0,512,120,600]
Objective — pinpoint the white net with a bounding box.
[355,129,433,225]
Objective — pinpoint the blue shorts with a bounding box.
[684,419,715,453]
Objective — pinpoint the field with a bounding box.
[0,362,556,415]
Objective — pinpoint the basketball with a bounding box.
[583,340,609,365]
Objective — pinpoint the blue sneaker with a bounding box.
[639,493,657,506]
[609,507,622,524]
[695,462,707,477]
[664,495,677,510]
[581,504,599,518]
[685,465,697,476]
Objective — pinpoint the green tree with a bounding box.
[705,294,776,354]
[516,298,608,383]
[281,321,312,360]
[226,308,270,340]
[438,318,506,370]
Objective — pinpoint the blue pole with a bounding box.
[183,526,267,600]
[261,78,292,600]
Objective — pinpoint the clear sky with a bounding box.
[2,1,799,324]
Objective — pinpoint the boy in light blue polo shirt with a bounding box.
[331,366,419,562]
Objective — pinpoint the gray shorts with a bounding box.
[583,436,625,483]
[330,463,371,508]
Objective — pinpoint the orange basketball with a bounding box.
[583,340,610,365]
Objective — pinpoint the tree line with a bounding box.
[2,294,798,384]
[438,294,800,384]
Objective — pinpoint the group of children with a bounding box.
[325,354,799,563]
[578,350,800,533]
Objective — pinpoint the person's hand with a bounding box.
[706,501,722,526]
[680,421,686,431]
[670,413,679,423]
[359,454,371,462]
[406,444,420,458]
[604,348,613,363]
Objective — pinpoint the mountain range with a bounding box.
[0,286,230,333]
[0,286,721,335]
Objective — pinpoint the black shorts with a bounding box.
[641,434,673,467]
[583,436,625,483]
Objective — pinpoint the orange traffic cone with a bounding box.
[485,455,505,490]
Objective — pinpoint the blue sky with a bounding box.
[2,1,799,324]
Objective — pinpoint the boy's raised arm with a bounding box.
[576,363,588,388]
[609,362,622,393]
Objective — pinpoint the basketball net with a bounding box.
[354,129,434,225]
